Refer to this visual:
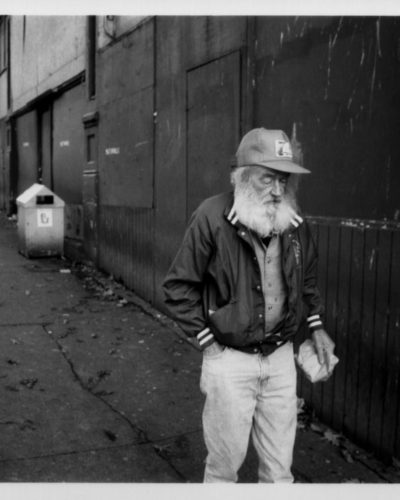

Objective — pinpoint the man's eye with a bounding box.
[262,177,273,185]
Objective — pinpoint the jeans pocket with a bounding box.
[203,342,226,360]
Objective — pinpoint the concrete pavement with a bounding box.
[0,212,399,486]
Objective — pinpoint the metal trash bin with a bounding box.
[16,183,65,258]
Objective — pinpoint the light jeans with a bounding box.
[200,341,297,483]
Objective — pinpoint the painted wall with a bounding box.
[0,73,7,119]
[10,16,86,112]
[97,15,148,50]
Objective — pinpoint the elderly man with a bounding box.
[162,128,335,483]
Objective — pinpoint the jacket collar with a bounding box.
[224,201,304,233]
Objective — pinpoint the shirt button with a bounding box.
[253,348,258,353]
[241,231,246,236]
[256,285,261,291]
[259,313,263,319]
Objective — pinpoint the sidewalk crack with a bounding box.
[41,324,188,481]
[41,324,149,444]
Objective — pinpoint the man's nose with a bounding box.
[271,179,283,197]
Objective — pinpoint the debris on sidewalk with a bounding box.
[20,378,38,390]
[295,398,400,483]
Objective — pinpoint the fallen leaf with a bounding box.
[297,397,305,414]
[341,448,354,463]
[323,429,342,446]
[20,378,38,389]
[103,429,117,441]
[310,422,325,434]
[393,457,400,470]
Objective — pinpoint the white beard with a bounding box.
[232,174,298,237]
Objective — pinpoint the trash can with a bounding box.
[16,183,65,258]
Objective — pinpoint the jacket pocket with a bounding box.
[209,300,253,347]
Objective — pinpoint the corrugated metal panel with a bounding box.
[98,206,154,303]
[298,217,400,460]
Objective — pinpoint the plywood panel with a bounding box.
[40,106,52,189]
[16,111,38,196]
[0,120,6,209]
[186,51,241,217]
[53,84,86,204]
[98,88,153,208]
[255,16,400,222]
[154,17,247,307]
[97,19,154,209]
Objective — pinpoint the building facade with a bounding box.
[0,15,399,463]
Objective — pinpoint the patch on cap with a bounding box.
[275,140,293,159]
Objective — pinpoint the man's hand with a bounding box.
[312,329,335,374]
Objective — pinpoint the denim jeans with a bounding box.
[200,341,297,483]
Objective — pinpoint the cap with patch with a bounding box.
[236,128,310,174]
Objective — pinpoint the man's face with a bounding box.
[247,166,290,208]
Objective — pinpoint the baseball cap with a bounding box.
[236,128,310,174]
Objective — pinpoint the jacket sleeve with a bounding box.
[301,221,325,334]
[162,206,216,350]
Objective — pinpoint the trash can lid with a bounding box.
[16,183,65,207]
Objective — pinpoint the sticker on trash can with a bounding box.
[37,209,53,227]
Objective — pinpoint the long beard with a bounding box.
[232,177,298,237]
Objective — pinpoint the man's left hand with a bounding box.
[312,329,336,375]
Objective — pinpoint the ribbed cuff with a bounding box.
[307,314,324,332]
[196,327,215,350]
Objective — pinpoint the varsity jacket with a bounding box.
[162,192,324,351]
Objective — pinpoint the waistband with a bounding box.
[232,336,287,357]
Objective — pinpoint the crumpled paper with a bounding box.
[295,339,339,383]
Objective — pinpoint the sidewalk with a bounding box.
[0,212,399,485]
